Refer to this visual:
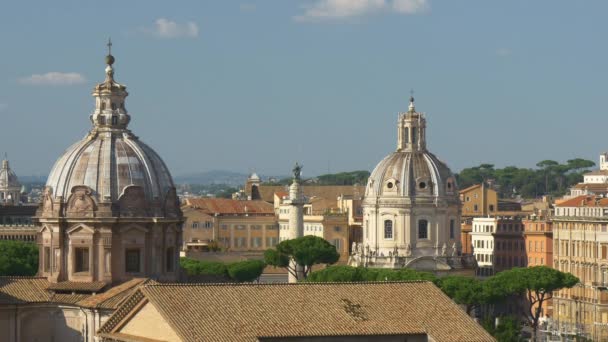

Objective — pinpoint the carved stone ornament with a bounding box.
[66,186,96,217]
[42,186,54,215]
[119,185,147,217]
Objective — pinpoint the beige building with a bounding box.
[181,197,278,252]
[97,281,494,342]
[552,195,608,341]
[0,205,38,242]
[277,190,351,262]
[0,46,183,342]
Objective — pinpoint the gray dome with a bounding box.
[45,52,176,204]
[366,151,457,198]
[0,159,21,191]
[46,131,175,202]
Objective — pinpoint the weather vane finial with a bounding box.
[107,37,112,55]
[409,89,415,102]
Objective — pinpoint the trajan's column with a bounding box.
[284,163,308,282]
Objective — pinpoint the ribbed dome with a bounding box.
[365,150,457,198]
[46,131,175,202]
[0,159,21,190]
[44,50,176,204]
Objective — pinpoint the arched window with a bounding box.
[418,219,428,239]
[384,220,393,239]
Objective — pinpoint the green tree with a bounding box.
[436,276,491,316]
[306,265,436,283]
[486,266,579,342]
[264,236,340,281]
[180,258,228,277]
[482,316,525,342]
[227,260,266,282]
[0,240,38,276]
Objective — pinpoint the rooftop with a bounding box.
[98,281,494,342]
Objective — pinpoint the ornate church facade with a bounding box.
[0,45,182,342]
[350,96,475,274]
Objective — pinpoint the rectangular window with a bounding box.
[449,219,455,239]
[125,249,141,273]
[333,238,342,252]
[191,221,199,229]
[236,225,246,230]
[334,226,341,232]
[251,225,262,230]
[603,245,607,259]
[265,224,278,230]
[221,225,228,230]
[266,237,278,247]
[384,220,393,239]
[44,247,51,272]
[74,247,89,273]
[418,220,428,239]
[166,247,174,272]
[251,237,262,248]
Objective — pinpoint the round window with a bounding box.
[387,182,394,189]
[419,182,427,189]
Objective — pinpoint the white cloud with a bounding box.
[149,18,199,39]
[19,72,86,86]
[496,48,512,57]
[294,0,428,21]
[240,3,256,12]
[392,0,429,14]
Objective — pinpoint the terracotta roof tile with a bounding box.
[100,281,494,342]
[183,198,274,215]
[258,185,365,203]
[78,278,148,309]
[0,277,49,304]
[556,195,608,207]
[48,281,106,292]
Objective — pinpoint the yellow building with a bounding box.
[460,183,498,217]
[552,195,608,341]
[277,194,351,262]
[181,198,278,252]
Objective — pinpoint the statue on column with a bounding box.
[351,242,358,255]
[451,242,458,257]
[441,243,447,256]
[393,245,399,257]
[293,162,302,181]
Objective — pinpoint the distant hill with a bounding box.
[174,170,250,186]
[174,170,288,186]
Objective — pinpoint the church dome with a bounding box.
[365,97,458,200]
[45,51,176,204]
[366,150,456,198]
[0,158,21,191]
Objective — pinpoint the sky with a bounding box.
[1,0,607,179]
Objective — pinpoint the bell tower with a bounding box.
[396,95,427,152]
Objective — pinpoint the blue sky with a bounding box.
[1,0,607,178]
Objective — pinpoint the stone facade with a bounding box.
[0,158,24,205]
[350,96,474,274]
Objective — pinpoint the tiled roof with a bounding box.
[556,195,608,207]
[183,198,274,215]
[48,281,107,292]
[459,184,481,194]
[78,278,148,309]
[100,281,494,342]
[584,170,608,176]
[258,185,365,203]
[572,183,608,191]
[0,277,49,304]
[0,277,148,309]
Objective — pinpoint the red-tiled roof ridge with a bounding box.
[183,198,274,215]
[77,278,148,309]
[555,195,608,207]
[459,184,481,193]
